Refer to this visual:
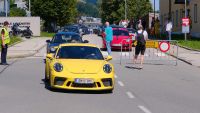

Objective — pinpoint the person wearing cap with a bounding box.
[133,24,148,68]
[0,21,10,65]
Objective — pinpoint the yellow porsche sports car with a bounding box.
[45,43,115,92]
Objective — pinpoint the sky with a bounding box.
[151,0,160,11]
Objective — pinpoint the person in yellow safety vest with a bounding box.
[0,21,10,65]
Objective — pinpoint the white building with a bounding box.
[14,0,26,9]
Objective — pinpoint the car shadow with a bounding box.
[41,78,112,94]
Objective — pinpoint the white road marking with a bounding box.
[121,52,130,56]
[138,106,152,113]
[117,81,124,87]
[126,91,135,99]
[114,75,118,78]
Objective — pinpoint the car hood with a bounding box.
[56,59,106,74]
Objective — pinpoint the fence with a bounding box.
[119,40,179,66]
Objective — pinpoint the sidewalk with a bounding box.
[5,37,48,59]
[176,46,200,67]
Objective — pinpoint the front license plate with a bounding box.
[75,78,94,84]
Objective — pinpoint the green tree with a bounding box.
[100,0,152,24]
[26,0,77,32]
[77,2,99,17]
[10,7,26,17]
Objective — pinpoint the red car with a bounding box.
[102,28,132,51]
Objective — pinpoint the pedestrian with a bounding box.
[155,17,160,39]
[166,18,173,40]
[133,24,148,69]
[0,21,10,65]
[150,17,155,39]
[104,22,113,56]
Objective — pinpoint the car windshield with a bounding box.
[113,30,129,36]
[56,46,104,60]
[51,34,82,43]
[64,27,79,33]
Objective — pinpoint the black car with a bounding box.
[46,32,88,53]
[64,25,83,36]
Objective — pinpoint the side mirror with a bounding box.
[46,54,54,60]
[105,55,112,61]
[46,40,51,43]
[83,40,89,43]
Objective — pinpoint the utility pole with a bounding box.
[125,0,127,20]
[5,0,7,17]
[169,0,171,19]
[27,0,31,16]
[184,0,187,40]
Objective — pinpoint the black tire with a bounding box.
[44,69,50,83]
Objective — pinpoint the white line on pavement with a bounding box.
[138,106,152,113]
[126,91,135,99]
[114,75,118,78]
[117,81,124,87]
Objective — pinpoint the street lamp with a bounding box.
[184,0,187,40]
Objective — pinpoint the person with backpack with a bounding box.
[133,24,148,68]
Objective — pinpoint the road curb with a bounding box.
[178,45,200,52]
[7,44,46,59]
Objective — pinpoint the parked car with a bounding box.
[64,25,83,36]
[46,32,88,53]
[102,28,132,51]
[127,28,136,40]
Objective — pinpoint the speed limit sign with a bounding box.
[159,41,170,52]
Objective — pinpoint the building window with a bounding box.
[176,10,179,27]
[194,4,198,23]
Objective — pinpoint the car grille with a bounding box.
[71,82,97,88]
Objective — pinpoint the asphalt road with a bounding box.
[1,35,200,113]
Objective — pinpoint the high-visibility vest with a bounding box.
[0,27,10,44]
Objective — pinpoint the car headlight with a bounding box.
[54,63,63,72]
[50,47,56,53]
[103,64,112,73]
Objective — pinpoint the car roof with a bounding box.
[56,32,80,35]
[59,43,98,48]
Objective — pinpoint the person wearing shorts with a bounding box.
[133,24,148,68]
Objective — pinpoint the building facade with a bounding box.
[160,0,200,37]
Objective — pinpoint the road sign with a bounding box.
[146,40,159,48]
[133,40,159,48]
[182,18,190,26]
[182,26,190,33]
[182,18,190,33]
[159,41,170,52]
